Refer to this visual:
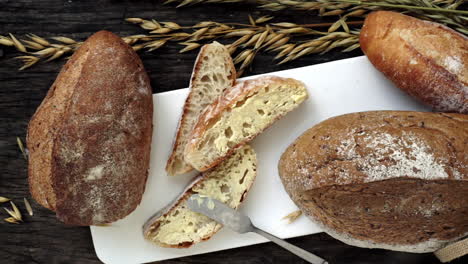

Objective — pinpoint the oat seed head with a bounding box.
[4,217,20,224]
[24,198,33,216]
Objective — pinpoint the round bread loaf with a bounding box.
[27,31,153,226]
[360,11,467,113]
[278,111,467,253]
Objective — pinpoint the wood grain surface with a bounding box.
[0,1,466,263]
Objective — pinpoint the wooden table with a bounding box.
[0,1,465,263]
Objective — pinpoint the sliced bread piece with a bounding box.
[184,76,308,172]
[144,145,257,248]
[166,42,236,176]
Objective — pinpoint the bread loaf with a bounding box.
[279,111,467,253]
[27,31,153,225]
[144,145,256,248]
[185,76,308,172]
[360,11,467,113]
[166,42,236,176]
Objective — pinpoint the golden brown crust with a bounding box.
[27,31,153,225]
[144,145,257,248]
[279,111,468,252]
[360,11,468,113]
[185,76,305,171]
[165,42,236,176]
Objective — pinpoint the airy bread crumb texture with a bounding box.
[146,145,256,247]
[166,42,235,175]
[186,77,307,171]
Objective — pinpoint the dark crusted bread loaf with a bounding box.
[27,31,153,226]
[360,11,467,113]
[279,111,467,253]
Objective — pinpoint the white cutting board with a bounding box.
[90,56,430,263]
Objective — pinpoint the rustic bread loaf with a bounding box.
[27,30,153,226]
[166,42,236,176]
[360,11,467,113]
[185,76,308,172]
[144,145,256,248]
[279,111,467,253]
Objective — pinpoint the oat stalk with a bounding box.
[1,0,465,73]
[0,197,10,203]
[166,0,467,34]
[124,16,361,72]
[166,0,467,14]
[0,16,361,74]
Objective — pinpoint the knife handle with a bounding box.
[253,226,328,264]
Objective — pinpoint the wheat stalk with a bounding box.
[0,16,361,73]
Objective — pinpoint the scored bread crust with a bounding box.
[144,145,257,248]
[360,11,468,113]
[279,111,468,253]
[184,76,308,172]
[27,42,91,210]
[27,31,153,225]
[165,42,236,176]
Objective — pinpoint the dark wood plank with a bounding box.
[0,1,465,263]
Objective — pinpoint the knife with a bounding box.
[186,194,328,264]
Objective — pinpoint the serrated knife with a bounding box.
[186,194,328,264]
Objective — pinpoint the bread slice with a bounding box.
[184,76,308,172]
[144,145,257,248]
[165,42,236,176]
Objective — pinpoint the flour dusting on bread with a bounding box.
[335,132,452,184]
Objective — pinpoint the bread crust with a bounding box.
[165,42,236,176]
[27,31,153,225]
[360,11,467,113]
[185,76,306,171]
[144,145,257,248]
[279,111,467,252]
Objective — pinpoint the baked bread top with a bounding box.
[279,111,467,195]
[360,11,468,113]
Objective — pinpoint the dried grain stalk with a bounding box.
[0,16,361,74]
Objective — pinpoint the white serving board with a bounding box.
[90,56,430,263]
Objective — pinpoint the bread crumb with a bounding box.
[282,210,302,224]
